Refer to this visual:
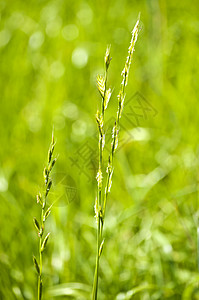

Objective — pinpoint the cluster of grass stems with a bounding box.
[92,16,140,299]
[33,16,139,300]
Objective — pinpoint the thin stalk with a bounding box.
[37,203,44,300]
[102,16,140,226]
[92,47,110,300]
[92,216,101,300]
[38,238,42,300]
[92,16,140,299]
[33,132,57,300]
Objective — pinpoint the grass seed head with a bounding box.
[97,75,105,98]
[105,45,111,70]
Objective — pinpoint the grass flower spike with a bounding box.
[33,132,57,300]
[92,16,140,300]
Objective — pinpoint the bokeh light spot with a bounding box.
[29,31,44,50]
[0,29,11,48]
[0,175,8,192]
[50,61,65,79]
[62,24,79,41]
[46,16,62,38]
[77,4,93,25]
[62,102,79,120]
[72,47,88,69]
[72,119,87,136]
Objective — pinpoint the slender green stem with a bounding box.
[38,205,44,300]
[92,54,109,300]
[92,216,100,300]
[103,17,140,224]
[37,275,40,300]
[34,132,57,300]
[92,17,139,299]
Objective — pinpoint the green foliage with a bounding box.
[0,0,199,299]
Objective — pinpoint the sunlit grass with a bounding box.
[0,1,199,299]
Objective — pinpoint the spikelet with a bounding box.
[96,110,103,138]
[111,122,118,153]
[104,45,111,70]
[106,155,112,174]
[124,17,139,83]
[99,239,104,257]
[97,75,105,98]
[92,16,140,300]
[117,16,140,122]
[33,132,57,300]
[104,88,112,110]
[102,134,105,150]
[117,90,125,121]
[96,168,103,189]
[94,197,98,222]
[108,169,114,193]
[41,233,50,252]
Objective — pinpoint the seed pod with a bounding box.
[33,255,40,275]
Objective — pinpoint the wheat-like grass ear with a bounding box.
[92,15,140,300]
[33,131,57,300]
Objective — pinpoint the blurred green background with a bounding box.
[1,0,199,299]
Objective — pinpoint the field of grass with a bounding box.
[1,0,199,299]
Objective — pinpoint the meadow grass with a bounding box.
[1,2,199,299]
[92,16,140,300]
[33,132,57,300]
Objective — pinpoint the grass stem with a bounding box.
[92,16,140,299]
[33,132,57,300]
